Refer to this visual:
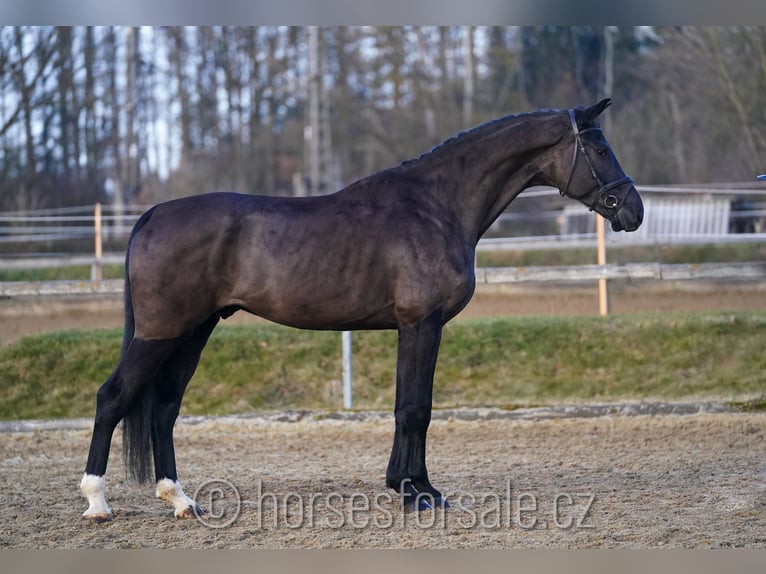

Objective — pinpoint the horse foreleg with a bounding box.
[386,308,449,510]
[152,315,218,519]
[80,473,111,523]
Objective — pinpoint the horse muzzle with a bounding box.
[610,185,643,232]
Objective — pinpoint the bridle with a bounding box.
[560,108,633,213]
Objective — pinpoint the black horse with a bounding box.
[80,99,643,521]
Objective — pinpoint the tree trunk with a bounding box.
[308,26,321,195]
[167,27,193,161]
[14,27,36,185]
[105,27,124,213]
[601,26,614,133]
[84,26,99,198]
[56,27,73,181]
[124,26,138,205]
[462,26,474,129]
[666,90,687,181]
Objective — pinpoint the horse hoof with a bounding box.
[410,496,450,511]
[82,512,112,524]
[176,504,204,519]
[403,496,434,512]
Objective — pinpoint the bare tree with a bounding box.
[1,26,764,213]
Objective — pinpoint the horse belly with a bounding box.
[232,283,397,330]
[228,250,398,330]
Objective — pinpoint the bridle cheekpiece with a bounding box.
[560,108,633,213]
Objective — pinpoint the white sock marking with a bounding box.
[80,473,111,519]
[156,478,197,517]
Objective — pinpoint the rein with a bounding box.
[560,108,633,212]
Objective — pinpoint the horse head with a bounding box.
[557,98,644,232]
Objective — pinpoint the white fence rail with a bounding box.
[1,184,765,267]
[0,204,143,244]
[3,262,765,299]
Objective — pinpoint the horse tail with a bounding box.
[122,206,157,484]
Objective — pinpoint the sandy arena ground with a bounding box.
[0,411,765,548]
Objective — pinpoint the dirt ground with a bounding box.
[0,411,764,548]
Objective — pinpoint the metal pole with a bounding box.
[342,330,353,410]
[92,203,103,281]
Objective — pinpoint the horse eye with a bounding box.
[596,148,608,158]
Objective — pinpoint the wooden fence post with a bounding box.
[596,214,608,316]
[91,203,103,281]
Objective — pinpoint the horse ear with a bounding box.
[585,98,612,122]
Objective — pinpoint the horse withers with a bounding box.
[80,99,643,522]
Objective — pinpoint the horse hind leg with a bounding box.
[80,337,180,522]
[152,314,219,519]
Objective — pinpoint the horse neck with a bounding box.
[412,111,567,244]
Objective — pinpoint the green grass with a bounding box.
[475,242,766,268]
[1,312,765,420]
[0,265,124,282]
